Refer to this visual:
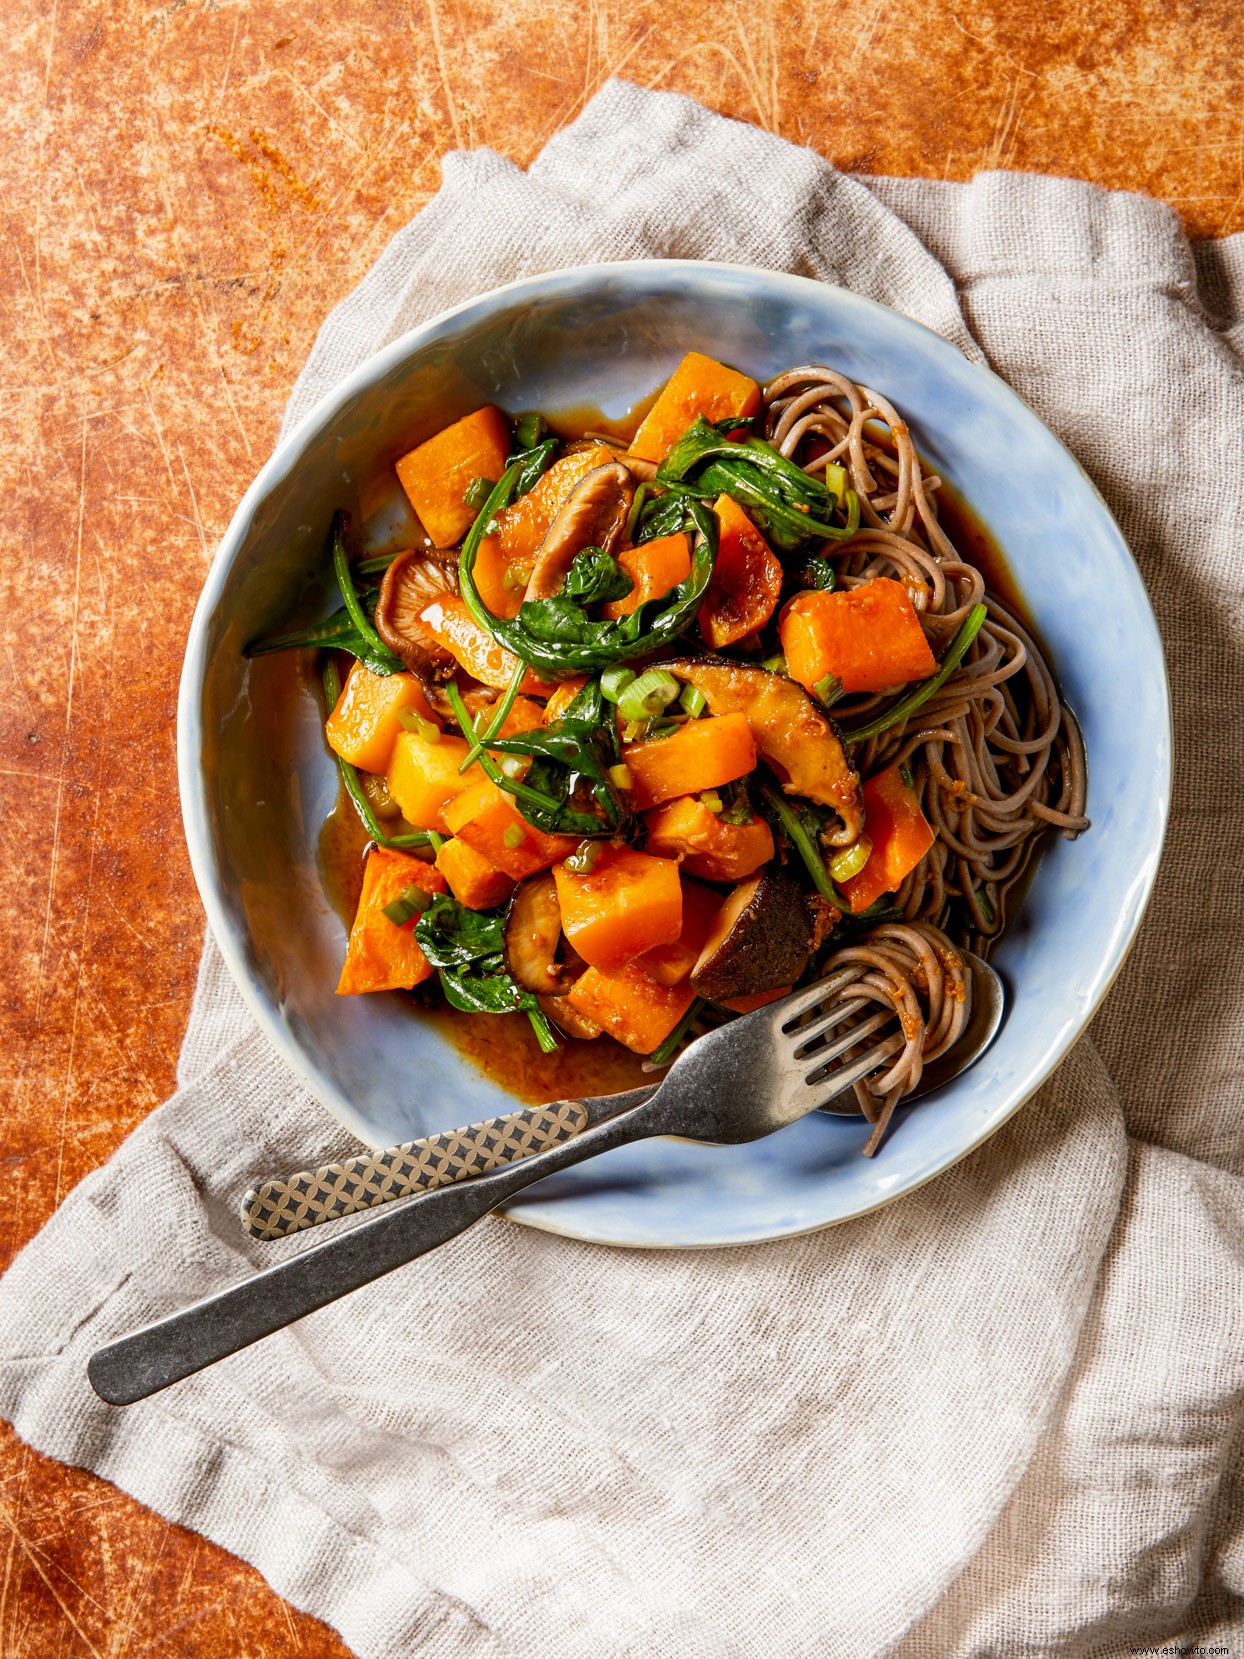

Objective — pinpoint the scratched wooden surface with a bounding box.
[2,0,1241,1650]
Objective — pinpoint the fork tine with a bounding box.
[805,1032,905,1106]
[776,967,861,1031]
[789,996,873,1056]
[800,1010,896,1077]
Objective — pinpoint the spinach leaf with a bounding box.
[415,893,558,1051]
[509,437,558,497]
[244,512,402,676]
[459,676,627,838]
[562,546,633,605]
[657,417,859,551]
[459,482,719,675]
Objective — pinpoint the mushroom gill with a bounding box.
[374,548,460,678]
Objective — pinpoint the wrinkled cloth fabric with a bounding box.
[2,80,1242,1659]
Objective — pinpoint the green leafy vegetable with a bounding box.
[839,602,989,744]
[330,511,404,674]
[561,546,633,605]
[657,417,859,551]
[509,437,558,497]
[459,483,719,675]
[447,678,627,839]
[759,784,839,905]
[414,893,558,1051]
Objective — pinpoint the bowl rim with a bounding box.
[177,257,1172,1245]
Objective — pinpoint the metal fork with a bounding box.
[87,956,1002,1406]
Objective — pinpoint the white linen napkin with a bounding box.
[2,80,1242,1658]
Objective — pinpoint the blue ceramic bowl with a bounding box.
[178,261,1170,1248]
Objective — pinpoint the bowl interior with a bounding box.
[180,263,1169,1247]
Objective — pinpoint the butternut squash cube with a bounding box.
[443,779,579,879]
[325,662,438,775]
[566,961,696,1054]
[337,849,446,995]
[553,845,683,972]
[395,406,511,548]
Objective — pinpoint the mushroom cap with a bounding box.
[662,658,864,845]
[525,462,634,602]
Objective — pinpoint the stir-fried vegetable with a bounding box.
[251,353,1056,1068]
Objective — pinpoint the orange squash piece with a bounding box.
[631,352,761,464]
[472,444,616,618]
[622,713,757,811]
[601,533,691,620]
[418,595,555,695]
[839,765,936,913]
[337,849,446,995]
[780,578,938,696]
[435,836,515,911]
[325,663,439,775]
[395,406,511,549]
[542,676,588,724]
[639,879,721,986]
[553,845,683,972]
[387,731,483,833]
[699,496,782,649]
[443,779,579,879]
[462,689,546,738]
[566,961,696,1055]
[643,796,775,883]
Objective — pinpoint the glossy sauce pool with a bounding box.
[313,403,1034,1110]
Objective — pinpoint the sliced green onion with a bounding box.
[497,754,526,780]
[398,708,440,740]
[381,882,434,926]
[460,658,525,771]
[759,784,837,904]
[812,672,845,708]
[975,886,996,924]
[513,412,547,450]
[841,603,988,744]
[699,789,723,814]
[501,564,533,594]
[502,823,526,850]
[601,665,637,705]
[617,667,680,723]
[321,658,429,850]
[647,998,704,1066]
[621,720,645,743]
[679,683,708,718]
[526,1003,560,1054]
[463,475,496,511]
[899,763,916,790]
[760,652,788,676]
[608,763,634,791]
[829,837,872,883]
[428,831,444,854]
[563,839,602,874]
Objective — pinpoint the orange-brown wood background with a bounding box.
[2,0,1240,1650]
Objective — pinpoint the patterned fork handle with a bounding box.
[241,1099,589,1241]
